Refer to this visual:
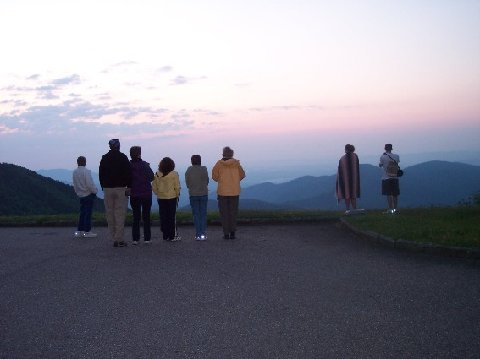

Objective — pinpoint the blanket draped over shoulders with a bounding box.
[336,153,360,201]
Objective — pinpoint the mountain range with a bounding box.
[0,163,104,216]
[240,161,480,210]
[1,160,479,216]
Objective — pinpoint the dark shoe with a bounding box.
[223,234,230,240]
[229,231,236,239]
[118,241,127,247]
[113,241,119,247]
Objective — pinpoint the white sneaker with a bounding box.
[132,240,139,245]
[171,236,182,242]
[74,231,84,238]
[200,234,207,241]
[83,232,97,238]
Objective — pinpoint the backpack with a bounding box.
[385,154,401,177]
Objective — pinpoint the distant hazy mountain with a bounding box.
[241,161,480,210]
[36,168,77,185]
[37,168,104,198]
[0,163,104,215]
[14,160,480,215]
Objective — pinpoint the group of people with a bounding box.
[336,143,401,214]
[72,139,245,247]
[73,139,400,246]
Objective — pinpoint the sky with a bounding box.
[1,0,479,182]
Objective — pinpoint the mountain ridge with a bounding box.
[0,163,104,215]
[1,160,479,215]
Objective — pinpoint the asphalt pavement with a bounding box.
[0,223,479,358]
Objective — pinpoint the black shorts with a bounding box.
[382,179,400,196]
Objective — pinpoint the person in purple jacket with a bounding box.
[129,146,154,245]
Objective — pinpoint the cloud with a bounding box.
[157,66,173,73]
[171,75,188,85]
[51,74,81,85]
[101,61,139,74]
[0,98,180,137]
[0,99,27,107]
[26,74,40,80]
[36,85,59,100]
[170,75,207,86]
[193,108,222,116]
[110,61,139,69]
[1,74,82,101]
[0,124,19,134]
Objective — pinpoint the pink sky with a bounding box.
[0,0,479,177]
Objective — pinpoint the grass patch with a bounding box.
[2,207,478,249]
[0,210,339,227]
[344,207,480,248]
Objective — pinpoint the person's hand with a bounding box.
[125,188,131,196]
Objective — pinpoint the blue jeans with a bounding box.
[189,195,208,237]
[78,193,96,232]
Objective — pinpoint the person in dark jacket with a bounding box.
[99,139,132,247]
[129,146,154,245]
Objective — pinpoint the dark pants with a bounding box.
[130,196,152,241]
[158,198,177,240]
[217,195,239,235]
[77,193,96,232]
[382,179,400,196]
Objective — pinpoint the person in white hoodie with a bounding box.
[72,156,98,238]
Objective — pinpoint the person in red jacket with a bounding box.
[212,146,246,239]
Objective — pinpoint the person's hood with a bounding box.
[219,158,240,167]
[155,170,176,177]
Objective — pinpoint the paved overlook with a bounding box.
[0,223,479,358]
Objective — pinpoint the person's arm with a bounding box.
[98,160,105,189]
[86,170,98,194]
[203,167,209,185]
[145,162,154,182]
[185,168,191,189]
[124,156,133,188]
[152,173,160,197]
[212,162,219,182]
[174,172,181,198]
[238,164,246,181]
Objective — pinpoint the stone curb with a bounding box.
[339,218,480,259]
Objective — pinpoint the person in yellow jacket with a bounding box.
[212,146,246,239]
[152,157,181,241]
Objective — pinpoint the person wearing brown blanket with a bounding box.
[336,144,360,214]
